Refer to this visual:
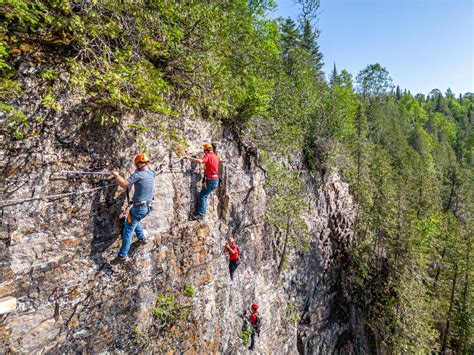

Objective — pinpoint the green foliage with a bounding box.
[399,93,429,124]
[0,76,22,99]
[0,40,22,99]
[132,327,151,347]
[431,112,457,145]
[356,63,393,97]
[337,80,473,352]
[154,293,192,326]
[128,123,151,134]
[263,151,310,272]
[1,0,280,136]
[286,299,303,324]
[41,69,60,81]
[183,285,196,298]
[41,89,61,112]
[0,103,29,139]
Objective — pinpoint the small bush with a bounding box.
[183,285,196,298]
[154,293,192,326]
[0,103,29,139]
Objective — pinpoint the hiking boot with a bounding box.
[110,255,128,265]
[190,214,204,221]
[137,238,147,245]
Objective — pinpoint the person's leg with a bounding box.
[134,206,150,241]
[134,222,145,240]
[135,207,149,241]
[119,208,141,257]
[229,261,233,280]
[249,326,256,350]
[197,180,219,216]
[229,260,238,280]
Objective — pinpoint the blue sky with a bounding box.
[272,0,473,96]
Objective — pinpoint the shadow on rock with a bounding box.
[89,183,124,271]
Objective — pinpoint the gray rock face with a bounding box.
[0,60,362,353]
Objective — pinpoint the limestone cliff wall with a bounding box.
[0,60,363,353]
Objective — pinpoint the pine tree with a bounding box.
[280,18,300,76]
[395,85,402,100]
[329,62,341,87]
[299,17,324,74]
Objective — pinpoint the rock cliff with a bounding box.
[1,60,362,353]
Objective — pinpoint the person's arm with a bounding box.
[112,171,130,189]
[184,156,204,164]
[225,244,236,254]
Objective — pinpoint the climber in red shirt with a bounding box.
[248,303,260,351]
[184,143,220,220]
[224,236,240,281]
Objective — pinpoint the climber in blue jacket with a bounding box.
[111,153,156,263]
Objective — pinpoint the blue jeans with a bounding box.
[197,179,219,216]
[249,325,257,350]
[119,205,150,257]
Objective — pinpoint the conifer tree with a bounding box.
[329,63,341,87]
[280,18,300,76]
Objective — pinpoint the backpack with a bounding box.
[255,314,262,334]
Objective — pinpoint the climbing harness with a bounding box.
[0,183,116,208]
[119,186,133,220]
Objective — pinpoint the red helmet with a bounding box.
[251,303,259,311]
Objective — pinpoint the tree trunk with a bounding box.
[457,238,471,353]
[277,217,291,274]
[444,174,456,212]
[433,244,447,294]
[440,263,458,354]
[395,186,403,266]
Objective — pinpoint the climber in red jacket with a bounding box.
[224,236,240,281]
[184,143,220,220]
[248,303,260,351]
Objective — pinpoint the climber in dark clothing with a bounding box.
[184,143,219,220]
[248,303,259,351]
[111,153,155,262]
[224,236,240,281]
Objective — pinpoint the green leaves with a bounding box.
[356,63,394,97]
[0,103,29,140]
[263,151,310,269]
[154,293,192,325]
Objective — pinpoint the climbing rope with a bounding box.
[3,178,41,182]
[53,171,112,176]
[53,169,189,176]
[0,183,116,208]
[1,162,205,208]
